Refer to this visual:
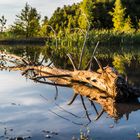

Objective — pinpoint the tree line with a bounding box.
[0,0,140,38]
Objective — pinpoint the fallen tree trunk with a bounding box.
[0,51,140,102]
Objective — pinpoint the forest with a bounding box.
[0,0,140,45]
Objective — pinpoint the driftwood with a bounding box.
[1,50,140,123]
[0,50,140,103]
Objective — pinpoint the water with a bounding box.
[0,45,140,140]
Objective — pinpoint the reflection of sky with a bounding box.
[0,70,140,140]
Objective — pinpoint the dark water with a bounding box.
[0,45,140,140]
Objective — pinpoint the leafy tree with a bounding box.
[121,0,140,29]
[11,3,41,38]
[79,0,113,29]
[48,4,80,34]
[123,16,133,33]
[39,16,49,37]
[0,15,7,33]
[110,0,126,32]
[79,0,95,29]
[110,0,133,32]
[78,14,88,29]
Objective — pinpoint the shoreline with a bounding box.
[0,37,48,45]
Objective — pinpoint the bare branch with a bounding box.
[90,101,99,115]
[40,94,83,119]
[47,25,58,48]
[81,95,91,123]
[86,41,100,70]
[33,79,70,87]
[94,108,104,121]
[54,84,58,100]
[67,92,78,105]
[31,74,72,80]
[67,53,77,70]
[78,10,90,70]
[94,56,103,71]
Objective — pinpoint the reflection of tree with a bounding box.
[0,15,7,33]
[1,50,140,125]
[1,45,48,65]
[113,53,132,74]
[72,83,140,121]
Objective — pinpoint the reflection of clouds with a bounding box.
[1,71,140,139]
[0,71,53,105]
[0,71,82,136]
[0,71,32,93]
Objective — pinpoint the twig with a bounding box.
[90,101,99,115]
[94,56,103,71]
[94,108,104,121]
[47,61,53,67]
[54,83,58,100]
[33,79,70,87]
[47,25,58,48]
[78,11,90,70]
[0,51,29,65]
[78,25,90,70]
[40,55,46,65]
[48,109,83,126]
[67,53,77,70]
[31,74,72,80]
[86,41,100,70]
[81,95,91,123]
[40,94,82,119]
[67,92,78,105]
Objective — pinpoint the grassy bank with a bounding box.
[0,29,140,46]
[46,29,140,47]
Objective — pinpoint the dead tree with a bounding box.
[0,50,140,103]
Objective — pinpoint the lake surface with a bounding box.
[0,45,140,140]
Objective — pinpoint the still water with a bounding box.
[0,45,140,140]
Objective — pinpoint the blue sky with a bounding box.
[0,0,82,26]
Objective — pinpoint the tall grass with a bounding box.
[47,29,140,47]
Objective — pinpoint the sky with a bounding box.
[0,0,82,26]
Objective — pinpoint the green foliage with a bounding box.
[48,4,80,34]
[10,3,41,38]
[78,14,87,29]
[113,53,132,74]
[138,20,140,32]
[1,0,140,43]
[110,0,126,31]
[80,0,95,28]
[39,16,49,37]
[0,15,7,33]
[121,0,140,29]
[110,0,134,33]
[123,16,134,33]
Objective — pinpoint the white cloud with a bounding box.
[0,0,82,26]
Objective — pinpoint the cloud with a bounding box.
[0,0,82,26]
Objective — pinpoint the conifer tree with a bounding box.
[110,0,126,31]
[79,0,95,29]
[11,3,41,38]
